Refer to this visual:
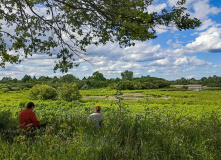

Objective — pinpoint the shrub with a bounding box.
[29,84,57,100]
[57,83,82,101]
[109,83,117,89]
[183,86,188,90]
[2,88,9,93]
[118,80,134,90]
[80,84,89,90]
[0,110,13,130]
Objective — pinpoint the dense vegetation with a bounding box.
[1,71,221,93]
[0,89,221,159]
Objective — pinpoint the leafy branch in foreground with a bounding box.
[0,0,201,72]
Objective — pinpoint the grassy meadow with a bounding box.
[0,88,221,159]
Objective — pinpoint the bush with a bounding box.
[29,84,57,100]
[109,83,117,89]
[0,110,13,130]
[118,80,134,90]
[57,83,82,101]
[80,84,89,90]
[2,88,9,93]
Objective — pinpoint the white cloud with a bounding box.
[166,39,182,48]
[184,66,196,72]
[122,42,163,62]
[167,0,178,7]
[88,41,164,63]
[190,0,220,31]
[174,57,189,66]
[172,43,182,48]
[185,27,221,52]
[187,56,212,66]
[155,25,170,34]
[149,58,171,66]
[172,26,221,54]
[168,0,196,7]
[197,19,215,31]
[147,3,167,13]
[80,66,89,71]
[186,75,197,79]
[192,0,221,21]
[167,39,172,45]
[147,69,157,73]
[214,64,221,68]
[149,56,211,67]
[167,0,221,31]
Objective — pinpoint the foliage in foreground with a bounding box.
[1,104,221,159]
[1,90,221,159]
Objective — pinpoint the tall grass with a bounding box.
[1,103,221,159]
[1,89,221,159]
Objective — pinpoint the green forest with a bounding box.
[1,70,221,93]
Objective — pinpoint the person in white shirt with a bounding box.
[87,106,102,127]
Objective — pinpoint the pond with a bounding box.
[188,87,221,91]
[83,93,170,100]
[188,87,203,91]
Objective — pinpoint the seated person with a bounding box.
[19,102,41,131]
[87,106,102,127]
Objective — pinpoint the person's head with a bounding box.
[94,106,101,113]
[27,102,35,111]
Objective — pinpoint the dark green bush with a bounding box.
[0,110,12,130]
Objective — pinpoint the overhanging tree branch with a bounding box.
[0,0,201,72]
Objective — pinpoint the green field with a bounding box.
[1,89,221,159]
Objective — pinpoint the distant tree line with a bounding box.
[0,70,221,92]
[174,75,221,87]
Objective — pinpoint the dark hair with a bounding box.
[94,106,101,113]
[27,102,35,109]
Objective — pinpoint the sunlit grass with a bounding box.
[1,89,221,159]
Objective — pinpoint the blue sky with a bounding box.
[0,0,221,80]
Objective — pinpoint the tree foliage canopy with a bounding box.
[91,71,106,81]
[0,0,201,72]
[121,70,133,81]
